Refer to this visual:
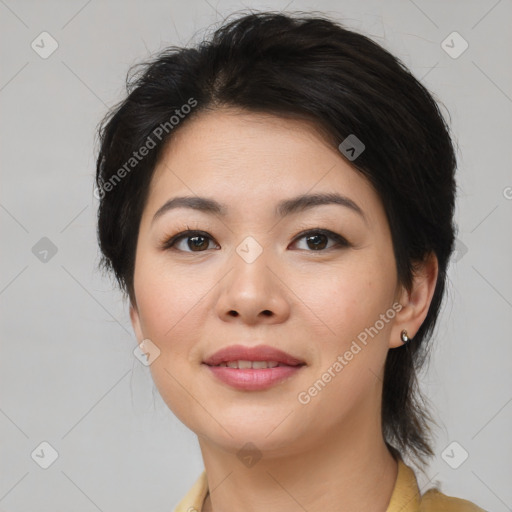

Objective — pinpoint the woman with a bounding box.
[94,11,485,512]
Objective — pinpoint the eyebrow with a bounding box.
[151,192,367,225]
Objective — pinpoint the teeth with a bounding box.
[252,360,271,369]
[216,360,281,369]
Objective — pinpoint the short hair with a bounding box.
[95,11,457,467]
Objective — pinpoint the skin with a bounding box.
[130,108,438,512]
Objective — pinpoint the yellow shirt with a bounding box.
[172,459,486,511]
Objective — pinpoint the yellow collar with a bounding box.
[173,459,423,512]
[386,459,422,511]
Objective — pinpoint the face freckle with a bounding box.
[129,107,402,454]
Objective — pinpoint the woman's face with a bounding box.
[130,108,408,456]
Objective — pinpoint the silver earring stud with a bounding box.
[400,329,410,344]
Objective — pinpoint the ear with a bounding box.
[389,252,439,349]
[129,301,145,344]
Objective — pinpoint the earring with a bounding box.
[400,329,410,344]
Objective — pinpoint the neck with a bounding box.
[198,410,399,512]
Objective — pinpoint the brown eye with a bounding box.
[185,234,211,251]
[305,233,328,250]
[291,229,349,251]
[162,231,218,252]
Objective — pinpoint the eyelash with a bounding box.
[159,226,350,253]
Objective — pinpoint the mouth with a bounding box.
[202,344,306,367]
[207,360,303,369]
[202,344,306,391]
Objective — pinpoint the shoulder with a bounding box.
[391,460,487,512]
[420,488,487,511]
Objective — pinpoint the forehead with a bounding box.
[142,108,382,225]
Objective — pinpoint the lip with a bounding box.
[205,365,304,391]
[202,344,305,367]
[202,344,306,391]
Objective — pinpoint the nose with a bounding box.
[214,244,291,326]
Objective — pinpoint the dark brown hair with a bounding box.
[95,11,457,467]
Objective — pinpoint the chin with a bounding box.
[197,416,304,453]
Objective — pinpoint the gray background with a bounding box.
[1,0,511,510]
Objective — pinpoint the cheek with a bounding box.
[133,259,209,427]
[304,256,397,404]
[301,267,396,415]
[309,256,396,335]
[133,255,208,343]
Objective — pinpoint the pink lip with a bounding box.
[203,344,305,367]
[205,365,304,391]
[202,344,306,391]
